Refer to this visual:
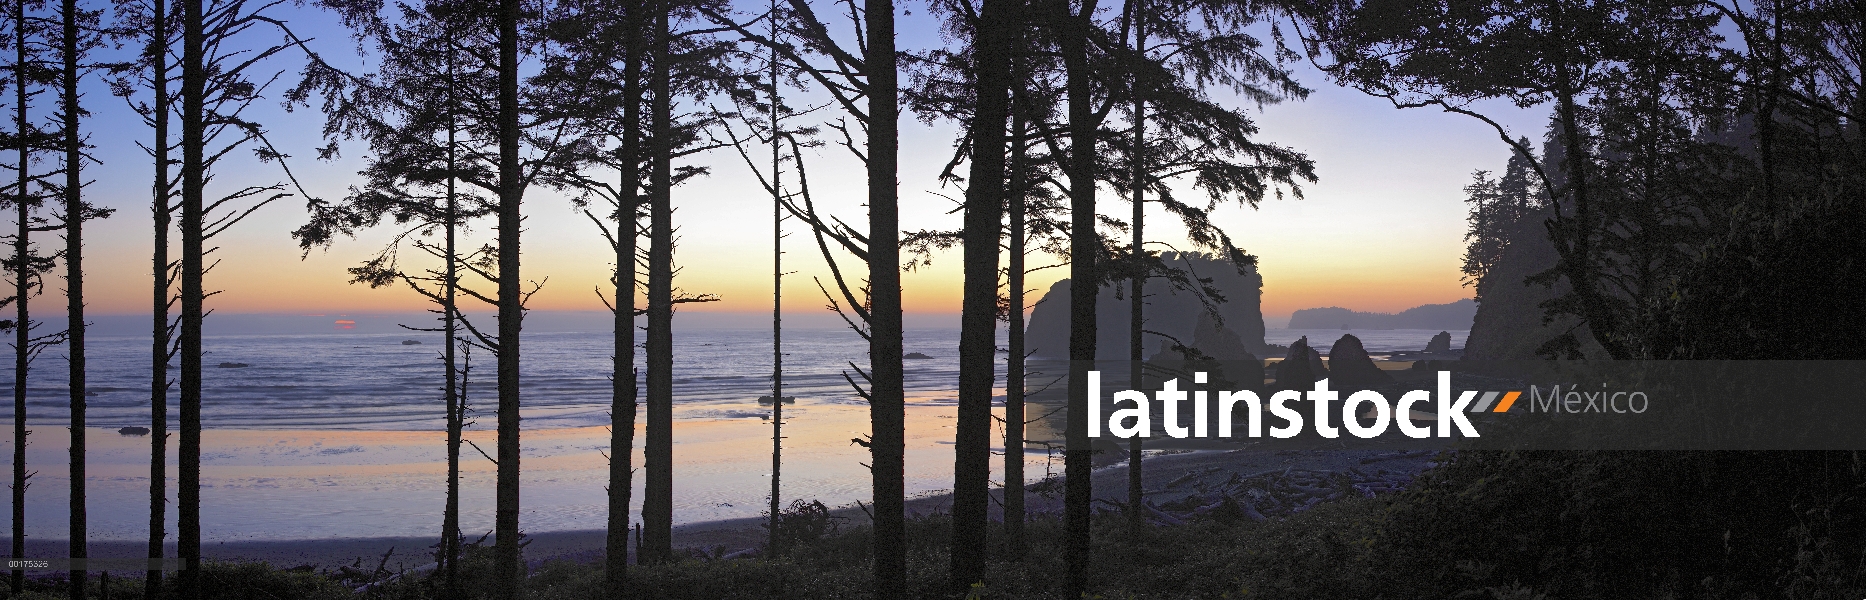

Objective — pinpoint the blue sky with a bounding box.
[61,0,1546,327]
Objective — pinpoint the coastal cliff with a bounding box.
[1462,210,1606,359]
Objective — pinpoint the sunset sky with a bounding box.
[66,4,1545,329]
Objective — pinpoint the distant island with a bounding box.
[1286,298,1475,330]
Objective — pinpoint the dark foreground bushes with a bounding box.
[11,561,354,600]
[1378,450,1866,600]
[16,450,1863,599]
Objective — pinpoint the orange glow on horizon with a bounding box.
[81,260,1466,322]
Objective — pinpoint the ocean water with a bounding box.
[0,326,994,542]
[1,327,986,430]
[0,326,1461,542]
[2,327,1462,429]
[1267,328,1467,355]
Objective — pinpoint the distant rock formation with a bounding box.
[1144,312,1265,391]
[402,340,422,345]
[1424,331,1452,354]
[1287,298,1477,330]
[1025,252,1265,358]
[1327,334,1393,388]
[903,352,933,360]
[217,362,249,368]
[1273,336,1324,388]
[1144,312,1253,361]
[119,426,151,436]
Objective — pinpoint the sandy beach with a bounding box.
[10,440,1439,576]
[3,352,1445,576]
[3,396,1054,570]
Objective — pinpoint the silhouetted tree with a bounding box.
[1106,0,1314,526]
[902,0,1074,572]
[1644,0,1866,359]
[175,0,324,594]
[1001,83,1033,557]
[103,0,181,593]
[605,1,641,582]
[1121,0,1147,532]
[937,1,1311,591]
[1298,0,1862,359]
[642,0,674,565]
[1297,0,1634,358]
[521,0,649,587]
[864,20,903,593]
[1307,3,1866,596]
[289,2,499,595]
[301,1,667,592]
[619,0,732,565]
[1053,0,1101,593]
[2,2,60,592]
[1460,141,1537,297]
[949,0,1014,588]
[996,50,1083,556]
[490,0,520,591]
[532,0,650,588]
[51,0,108,594]
[1000,64,1074,561]
[702,0,906,591]
[900,4,1081,562]
[708,1,825,561]
[762,7,783,559]
[752,0,788,559]
[176,0,203,592]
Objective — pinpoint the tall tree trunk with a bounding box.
[441,205,461,599]
[605,0,643,590]
[953,0,1013,587]
[1004,82,1029,559]
[1125,0,1146,533]
[440,42,463,599]
[864,0,905,594]
[1546,0,1623,360]
[146,0,173,595]
[1755,0,1783,212]
[61,0,89,593]
[10,0,32,588]
[1061,0,1101,595]
[766,5,783,557]
[493,0,524,593]
[1553,79,1617,359]
[641,0,675,565]
[178,0,206,593]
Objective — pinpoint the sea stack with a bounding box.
[1023,251,1268,358]
[1425,331,1452,354]
[1276,337,1317,389]
[1143,312,1265,391]
[1327,334,1393,388]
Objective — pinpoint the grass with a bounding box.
[10,500,1392,600]
[17,451,1865,599]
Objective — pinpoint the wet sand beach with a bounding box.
[10,442,1439,575]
